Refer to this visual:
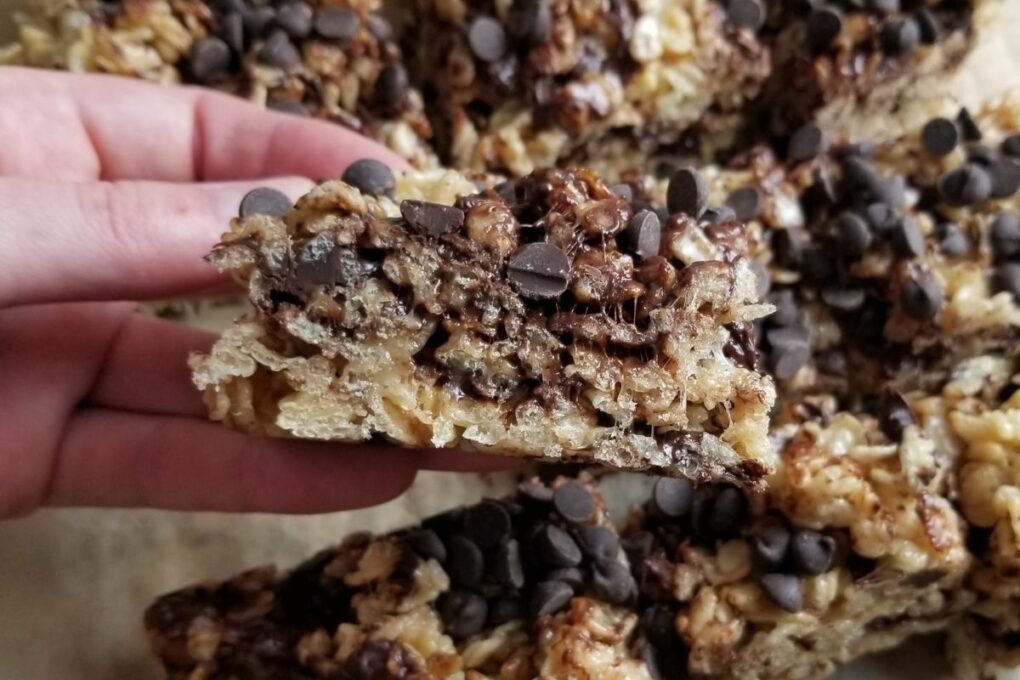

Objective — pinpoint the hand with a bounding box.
[0,67,507,518]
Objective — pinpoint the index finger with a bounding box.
[0,67,409,182]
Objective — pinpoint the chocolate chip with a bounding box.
[836,211,872,259]
[468,16,507,62]
[869,0,899,11]
[315,6,359,44]
[464,501,512,548]
[289,235,340,288]
[807,5,843,52]
[915,8,939,44]
[788,123,826,162]
[666,168,708,218]
[609,183,633,201]
[994,263,1020,301]
[552,481,595,524]
[751,517,791,569]
[344,640,392,679]
[507,242,571,300]
[188,36,231,83]
[342,159,396,197]
[990,159,1020,199]
[773,228,804,268]
[727,0,765,30]
[938,223,969,257]
[243,6,276,38]
[991,212,1020,259]
[257,30,301,67]
[530,580,573,617]
[400,200,465,237]
[769,338,809,380]
[957,107,982,141]
[760,573,803,612]
[377,63,408,111]
[900,272,942,321]
[446,535,484,587]
[938,164,992,205]
[640,605,677,646]
[494,539,526,589]
[790,530,836,575]
[890,216,924,258]
[800,242,836,283]
[969,145,997,166]
[577,526,620,564]
[275,2,312,39]
[508,0,551,44]
[404,529,446,562]
[622,531,655,563]
[438,590,487,639]
[650,477,693,518]
[768,289,799,326]
[239,187,293,218]
[767,324,809,347]
[920,117,959,156]
[726,187,762,221]
[706,487,746,539]
[821,287,865,311]
[1003,134,1020,158]
[518,481,553,504]
[544,567,585,592]
[591,559,636,605]
[268,99,310,116]
[536,524,583,567]
[366,13,393,41]
[751,259,771,299]
[218,12,244,55]
[488,597,523,625]
[625,210,662,260]
[879,390,915,440]
[701,206,737,225]
[880,17,919,56]
[864,201,899,234]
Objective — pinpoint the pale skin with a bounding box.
[0,67,509,519]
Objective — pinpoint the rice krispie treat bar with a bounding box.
[191,162,777,482]
[2,0,434,165]
[144,477,654,679]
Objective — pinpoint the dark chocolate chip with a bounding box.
[957,107,982,141]
[900,272,943,321]
[438,590,487,639]
[494,539,526,589]
[875,176,907,211]
[622,531,655,562]
[446,535,484,587]
[836,211,872,259]
[591,559,636,605]
[268,99,310,116]
[868,0,899,12]
[314,6,359,44]
[488,597,524,625]
[760,573,803,612]
[536,524,583,567]
[188,36,231,83]
[1003,134,1020,158]
[821,287,865,311]
[773,228,804,268]
[376,63,409,111]
[366,13,393,41]
[666,167,708,218]
[788,123,826,162]
[727,0,766,30]
[243,6,276,38]
[404,529,446,562]
[553,481,595,524]
[991,212,1020,259]
[706,486,746,538]
[807,5,843,52]
[701,206,737,225]
[920,117,959,156]
[507,242,571,300]
[938,164,992,205]
[290,235,342,290]
[609,183,633,201]
[650,477,694,518]
[790,530,836,575]
[864,201,899,234]
[751,517,791,569]
[994,263,1020,301]
[400,200,465,237]
[577,526,620,564]
[800,242,836,283]
[275,2,312,39]
[766,324,809,347]
[640,605,678,646]
[915,8,939,44]
[880,17,919,56]
[344,640,392,679]
[768,289,799,326]
[890,216,924,258]
[769,339,810,380]
[751,259,771,299]
[257,30,301,68]
[508,0,552,44]
[530,580,574,617]
[879,390,916,440]
[239,187,293,218]
[468,16,507,62]
[938,222,969,257]
[545,567,585,592]
[464,500,512,548]
[518,481,553,504]
[990,159,1020,199]
[968,145,997,166]
[218,12,244,55]
[625,210,662,260]
[726,186,762,221]
[342,158,396,197]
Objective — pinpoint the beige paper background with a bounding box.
[2,2,1020,677]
